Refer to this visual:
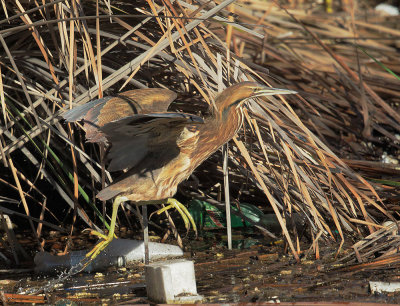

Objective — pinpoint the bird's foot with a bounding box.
[83,228,118,240]
[85,229,115,260]
[83,196,126,261]
[155,198,197,236]
[82,228,108,240]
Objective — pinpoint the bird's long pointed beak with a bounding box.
[253,87,297,98]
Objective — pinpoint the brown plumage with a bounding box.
[63,81,295,260]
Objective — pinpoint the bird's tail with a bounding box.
[97,186,121,201]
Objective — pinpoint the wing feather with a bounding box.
[100,113,203,171]
[63,89,202,173]
[62,88,177,143]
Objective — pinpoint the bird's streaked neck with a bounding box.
[204,98,245,141]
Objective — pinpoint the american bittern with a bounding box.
[63,82,295,261]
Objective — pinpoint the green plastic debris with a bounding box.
[188,199,265,229]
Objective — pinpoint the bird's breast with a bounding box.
[155,154,192,198]
[189,109,243,168]
[149,109,243,200]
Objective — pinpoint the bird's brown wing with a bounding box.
[62,88,177,143]
[99,113,203,172]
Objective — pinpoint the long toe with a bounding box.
[85,231,115,260]
[86,229,108,240]
[168,198,197,234]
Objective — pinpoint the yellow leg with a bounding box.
[86,195,127,260]
[325,0,332,13]
[155,198,197,235]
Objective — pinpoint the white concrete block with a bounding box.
[145,259,203,304]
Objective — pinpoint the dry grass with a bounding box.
[0,0,399,263]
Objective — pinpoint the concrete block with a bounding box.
[145,259,203,304]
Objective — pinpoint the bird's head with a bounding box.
[215,81,296,116]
